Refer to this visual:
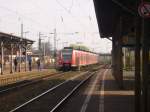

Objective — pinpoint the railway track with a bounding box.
[9,70,97,112]
[0,71,68,94]
[0,71,90,112]
[0,64,106,95]
[0,64,106,112]
[51,65,110,112]
[50,72,96,112]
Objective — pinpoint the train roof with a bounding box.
[63,47,98,55]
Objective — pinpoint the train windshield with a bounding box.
[62,49,72,61]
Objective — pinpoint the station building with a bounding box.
[0,32,34,74]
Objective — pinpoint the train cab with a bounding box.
[61,48,73,70]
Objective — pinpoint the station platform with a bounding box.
[61,68,135,112]
[103,70,134,112]
[0,69,56,86]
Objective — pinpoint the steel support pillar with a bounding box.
[112,17,123,89]
[134,17,141,112]
[141,19,150,112]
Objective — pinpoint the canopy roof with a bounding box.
[93,0,138,38]
[0,32,34,44]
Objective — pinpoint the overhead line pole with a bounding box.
[48,36,51,56]
[38,32,44,67]
[38,32,42,51]
[54,28,57,68]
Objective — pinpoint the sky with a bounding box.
[0,0,112,53]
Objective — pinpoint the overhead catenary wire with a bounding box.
[0,0,102,52]
[30,0,58,29]
[54,0,103,50]
[0,5,50,30]
[0,4,55,41]
[69,0,74,12]
[30,0,72,34]
[55,0,88,30]
[73,0,99,34]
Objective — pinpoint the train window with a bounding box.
[62,50,72,61]
[62,55,72,61]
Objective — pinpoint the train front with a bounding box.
[59,48,73,70]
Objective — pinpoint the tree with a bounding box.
[69,44,89,51]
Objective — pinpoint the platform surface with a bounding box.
[0,69,56,86]
[103,70,134,112]
[61,69,134,112]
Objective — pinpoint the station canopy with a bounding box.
[0,32,34,44]
[93,0,138,38]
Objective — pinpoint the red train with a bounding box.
[57,47,99,70]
